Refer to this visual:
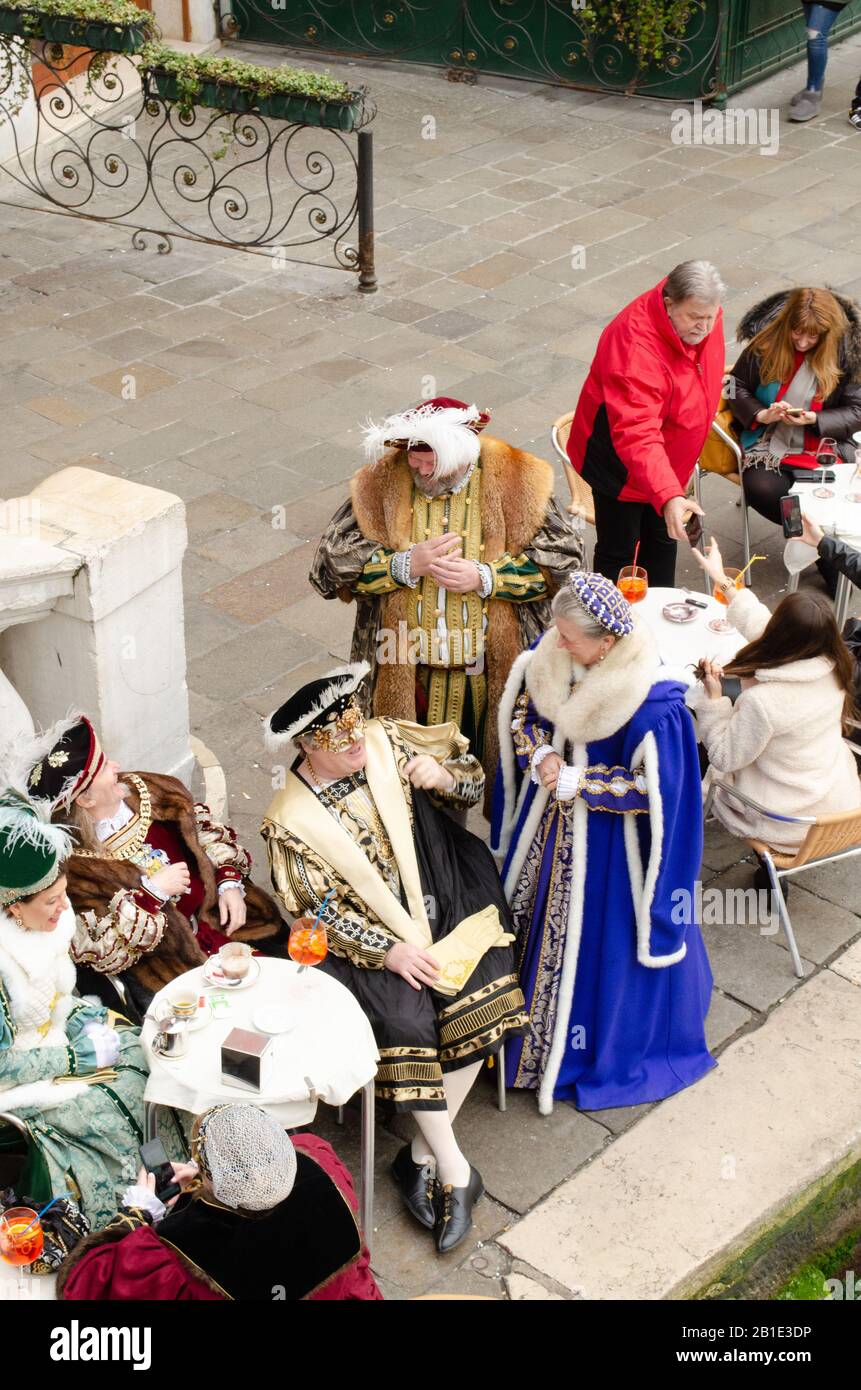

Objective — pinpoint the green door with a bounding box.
[229,0,463,63]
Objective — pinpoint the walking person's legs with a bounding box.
[792,3,842,120]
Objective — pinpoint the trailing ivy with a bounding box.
[139,44,353,119]
[580,0,696,67]
[0,0,157,32]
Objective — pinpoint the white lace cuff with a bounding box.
[391,549,419,588]
[530,744,556,784]
[122,1186,166,1223]
[140,874,170,902]
[477,562,494,598]
[217,879,246,898]
[556,765,584,801]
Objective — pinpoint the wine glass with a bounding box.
[0,1208,43,1295]
[616,565,648,604]
[708,567,743,634]
[816,437,838,470]
[288,916,329,977]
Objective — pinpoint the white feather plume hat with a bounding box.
[264,662,370,751]
[361,396,490,480]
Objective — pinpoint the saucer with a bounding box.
[202,955,261,991]
[662,602,697,624]
[157,996,211,1033]
[252,1005,298,1035]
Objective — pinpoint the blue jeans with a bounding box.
[803,3,841,91]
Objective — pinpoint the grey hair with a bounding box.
[664,260,726,305]
[551,584,607,640]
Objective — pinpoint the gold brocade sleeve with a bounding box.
[384,718,485,810]
[261,822,396,970]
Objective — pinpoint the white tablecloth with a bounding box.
[638,586,748,671]
[141,958,379,1126]
[790,461,861,546]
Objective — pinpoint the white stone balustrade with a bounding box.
[0,466,193,785]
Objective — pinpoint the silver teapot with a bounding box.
[152,1013,190,1059]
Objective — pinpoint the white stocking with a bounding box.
[412,1110,470,1188]
[410,1060,483,1186]
[442,1059,482,1121]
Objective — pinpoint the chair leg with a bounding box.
[496,1042,507,1112]
[335,1105,345,1126]
[740,483,752,578]
[693,465,710,595]
[762,852,804,979]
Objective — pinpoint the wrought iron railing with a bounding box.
[0,36,377,287]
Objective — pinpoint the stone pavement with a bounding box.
[2,30,861,1298]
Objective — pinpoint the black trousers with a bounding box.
[741,462,792,526]
[592,490,678,587]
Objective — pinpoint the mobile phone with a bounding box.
[139,1137,180,1203]
[783,406,806,421]
[780,493,803,539]
[684,511,703,545]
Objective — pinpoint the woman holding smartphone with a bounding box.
[728,287,861,535]
[689,538,860,861]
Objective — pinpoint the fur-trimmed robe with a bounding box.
[66,773,283,994]
[310,437,585,806]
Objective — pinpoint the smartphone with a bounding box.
[684,511,703,546]
[780,493,803,539]
[783,407,806,422]
[139,1137,180,1203]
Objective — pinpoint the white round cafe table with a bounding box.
[141,957,379,1239]
[789,461,861,626]
[638,585,747,673]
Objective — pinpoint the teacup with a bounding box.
[169,987,199,1020]
[219,941,252,981]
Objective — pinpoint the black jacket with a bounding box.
[729,290,861,460]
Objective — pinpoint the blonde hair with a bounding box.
[751,288,847,401]
[55,798,100,853]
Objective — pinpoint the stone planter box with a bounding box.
[0,7,152,52]
[145,66,364,130]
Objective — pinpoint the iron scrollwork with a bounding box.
[0,36,376,285]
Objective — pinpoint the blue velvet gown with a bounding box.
[492,674,715,1112]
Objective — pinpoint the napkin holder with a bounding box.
[221,1027,274,1092]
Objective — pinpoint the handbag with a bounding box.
[0,1187,90,1273]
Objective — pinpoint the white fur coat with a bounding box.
[0,905,88,1113]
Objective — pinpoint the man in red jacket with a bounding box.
[567,261,726,586]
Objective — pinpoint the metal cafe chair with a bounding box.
[704,778,861,979]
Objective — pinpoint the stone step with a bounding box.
[499,960,861,1299]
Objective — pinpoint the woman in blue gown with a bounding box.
[492,572,715,1115]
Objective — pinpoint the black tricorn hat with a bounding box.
[264,663,370,750]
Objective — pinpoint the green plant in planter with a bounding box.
[580,0,696,67]
[0,0,158,120]
[139,43,355,122]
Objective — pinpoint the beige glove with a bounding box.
[426,905,515,997]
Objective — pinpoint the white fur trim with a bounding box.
[0,1079,90,1114]
[525,615,661,748]
[264,662,370,750]
[0,905,79,1050]
[362,404,481,480]
[537,741,589,1116]
[493,647,535,858]
[624,731,687,969]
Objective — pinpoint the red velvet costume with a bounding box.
[58,1135,382,1302]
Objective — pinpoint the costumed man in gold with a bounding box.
[310,396,584,811]
[261,662,528,1254]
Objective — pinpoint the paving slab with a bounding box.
[499,970,861,1299]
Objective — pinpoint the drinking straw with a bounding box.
[311,888,335,932]
[18,1193,73,1235]
[632,540,640,572]
[735,554,766,585]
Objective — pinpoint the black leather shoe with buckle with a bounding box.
[390,1144,437,1230]
[434,1165,485,1254]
